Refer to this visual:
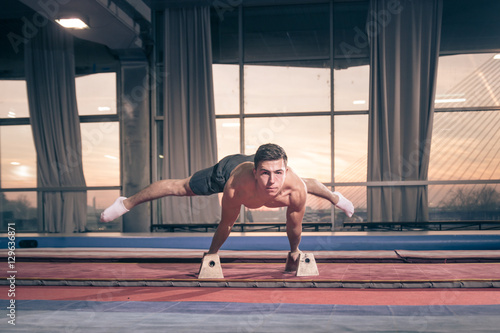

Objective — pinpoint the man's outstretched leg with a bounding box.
[302,178,354,217]
[100,178,195,222]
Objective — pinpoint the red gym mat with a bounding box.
[4,261,500,288]
[4,286,500,306]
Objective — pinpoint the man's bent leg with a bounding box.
[100,178,195,222]
[302,178,354,217]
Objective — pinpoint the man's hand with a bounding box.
[285,251,301,272]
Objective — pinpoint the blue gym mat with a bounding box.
[5,234,500,251]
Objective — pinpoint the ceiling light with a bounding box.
[11,162,21,166]
[494,54,500,59]
[98,106,111,112]
[55,18,89,29]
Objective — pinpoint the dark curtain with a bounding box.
[367,0,443,222]
[162,6,220,224]
[25,23,87,232]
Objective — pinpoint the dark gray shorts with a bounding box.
[189,154,255,195]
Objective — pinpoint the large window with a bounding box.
[429,53,500,221]
[0,73,120,232]
[211,2,370,226]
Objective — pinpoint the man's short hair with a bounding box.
[254,143,288,168]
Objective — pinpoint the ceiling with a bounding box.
[0,0,153,77]
[1,0,499,78]
[14,0,150,50]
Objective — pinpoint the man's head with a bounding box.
[253,144,288,196]
[254,143,288,169]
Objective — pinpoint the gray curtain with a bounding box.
[367,0,443,222]
[25,23,87,232]
[162,6,220,224]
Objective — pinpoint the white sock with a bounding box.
[100,197,129,222]
[333,191,354,217]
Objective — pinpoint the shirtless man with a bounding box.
[100,143,354,268]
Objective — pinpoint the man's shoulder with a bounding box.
[223,163,256,206]
[230,162,254,181]
[225,162,255,191]
[284,168,307,204]
[286,168,306,190]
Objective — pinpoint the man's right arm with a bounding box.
[207,189,241,254]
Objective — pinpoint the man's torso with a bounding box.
[223,162,306,210]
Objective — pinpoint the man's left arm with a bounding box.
[285,188,306,254]
[284,188,306,272]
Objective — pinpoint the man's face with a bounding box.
[253,159,287,196]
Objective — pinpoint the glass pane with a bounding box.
[334,115,368,182]
[76,73,117,115]
[81,122,120,186]
[213,64,239,115]
[216,119,240,160]
[304,195,332,224]
[0,80,29,118]
[1,125,37,188]
[87,189,121,231]
[0,191,38,232]
[435,53,499,108]
[244,64,330,114]
[429,111,500,180]
[429,184,500,221]
[333,186,366,222]
[244,116,331,182]
[334,65,369,111]
[244,4,329,62]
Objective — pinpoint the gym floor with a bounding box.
[1,231,499,332]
